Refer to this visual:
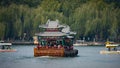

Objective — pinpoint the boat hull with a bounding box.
[34,47,78,57]
[34,47,64,57]
[0,49,17,52]
[100,50,120,54]
[64,49,78,57]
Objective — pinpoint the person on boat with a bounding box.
[37,43,41,50]
[53,43,57,48]
[58,45,62,49]
[47,41,50,46]
[6,45,11,49]
[64,38,72,50]
[2,45,5,49]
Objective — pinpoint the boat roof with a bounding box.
[35,32,67,36]
[35,19,76,38]
[39,19,66,28]
[0,43,12,46]
[0,40,4,43]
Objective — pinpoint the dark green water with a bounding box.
[0,45,120,68]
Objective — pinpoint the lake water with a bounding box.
[0,45,120,68]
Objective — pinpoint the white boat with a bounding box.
[73,43,88,46]
[73,40,88,46]
[0,41,17,52]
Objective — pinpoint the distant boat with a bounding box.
[73,40,88,46]
[0,41,17,52]
[100,41,120,54]
[106,41,119,48]
[73,43,88,46]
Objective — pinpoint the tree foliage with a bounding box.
[0,0,120,42]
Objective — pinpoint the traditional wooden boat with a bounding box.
[33,19,78,57]
[0,41,17,52]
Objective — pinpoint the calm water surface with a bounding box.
[0,45,120,68]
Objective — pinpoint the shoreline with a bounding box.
[3,41,120,46]
[11,41,34,45]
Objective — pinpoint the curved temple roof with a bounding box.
[35,32,67,36]
[36,19,76,37]
[39,19,66,28]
